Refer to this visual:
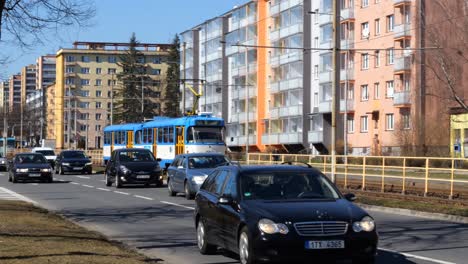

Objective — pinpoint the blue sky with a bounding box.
[0,0,245,81]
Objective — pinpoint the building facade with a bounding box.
[54,41,171,149]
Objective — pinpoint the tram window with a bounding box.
[168,127,174,143]
[114,132,119,144]
[158,128,163,143]
[148,129,153,143]
[135,130,142,144]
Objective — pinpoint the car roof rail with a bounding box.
[281,161,313,168]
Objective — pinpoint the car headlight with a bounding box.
[191,175,207,185]
[85,162,93,166]
[16,168,28,173]
[353,216,375,232]
[41,168,51,172]
[258,218,289,235]
[0,160,4,164]
[62,162,70,166]
[119,165,130,174]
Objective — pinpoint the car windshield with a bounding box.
[63,151,86,159]
[188,156,229,169]
[36,150,55,156]
[16,154,47,164]
[240,171,340,200]
[187,126,224,144]
[119,151,155,162]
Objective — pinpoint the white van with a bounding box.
[32,147,57,169]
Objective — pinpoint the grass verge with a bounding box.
[0,201,161,264]
[353,193,468,217]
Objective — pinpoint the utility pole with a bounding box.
[182,42,186,115]
[331,0,341,183]
[3,104,7,157]
[67,86,71,149]
[111,73,114,125]
[141,76,144,119]
[74,99,77,149]
[245,46,249,157]
[20,102,23,150]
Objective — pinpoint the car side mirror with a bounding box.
[156,158,162,162]
[88,156,92,159]
[344,193,356,202]
[218,196,233,205]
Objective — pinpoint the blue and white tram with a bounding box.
[103,114,226,167]
[103,123,143,163]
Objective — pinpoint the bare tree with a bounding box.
[0,0,95,47]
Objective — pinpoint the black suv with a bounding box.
[55,150,93,175]
[194,164,378,264]
[105,148,162,188]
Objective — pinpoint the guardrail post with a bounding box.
[258,154,261,164]
[450,159,455,200]
[281,154,284,163]
[402,158,406,195]
[269,153,273,164]
[424,158,429,197]
[381,157,385,193]
[362,157,366,191]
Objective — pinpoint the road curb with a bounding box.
[357,203,468,224]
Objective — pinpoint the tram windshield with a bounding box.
[187,126,224,143]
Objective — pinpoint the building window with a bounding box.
[66,56,75,62]
[386,114,394,130]
[107,102,111,109]
[107,79,116,86]
[95,125,102,131]
[108,56,117,63]
[95,79,102,86]
[80,125,88,131]
[96,90,102,97]
[108,68,117,74]
[402,111,410,129]
[361,53,369,69]
[361,85,369,101]
[362,0,369,7]
[153,80,161,87]
[81,79,90,86]
[375,50,380,67]
[79,102,90,108]
[374,82,380,99]
[386,48,394,64]
[386,81,394,98]
[81,68,90,74]
[153,57,162,64]
[152,69,161,75]
[66,67,74,73]
[80,90,90,97]
[81,56,90,63]
[347,116,354,133]
[107,114,111,120]
[96,102,102,109]
[360,116,368,132]
[387,15,394,32]
[361,22,369,39]
[96,68,102,74]
[65,78,75,85]
[154,91,161,98]
[79,113,89,120]
[96,56,101,63]
[137,57,146,64]
[375,19,380,35]
[96,113,102,120]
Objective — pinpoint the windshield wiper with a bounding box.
[297,191,325,199]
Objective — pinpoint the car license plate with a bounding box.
[137,175,150,179]
[73,167,82,170]
[29,173,41,177]
[305,240,344,249]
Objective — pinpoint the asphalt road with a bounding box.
[0,171,466,264]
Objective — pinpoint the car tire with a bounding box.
[48,176,53,183]
[185,181,194,200]
[8,174,12,182]
[105,172,112,187]
[239,227,255,264]
[197,218,216,255]
[353,256,375,264]
[116,175,122,188]
[167,179,176,196]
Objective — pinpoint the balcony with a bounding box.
[319,71,332,83]
[319,14,331,25]
[393,91,411,107]
[227,135,257,147]
[270,51,302,68]
[270,77,302,93]
[340,69,354,81]
[271,23,303,41]
[318,100,332,113]
[394,23,411,39]
[270,105,302,119]
[394,56,412,73]
[319,41,332,51]
[270,3,280,16]
[231,87,257,100]
[230,112,257,123]
[279,132,302,144]
[394,0,412,7]
[308,130,324,144]
[340,99,355,112]
[262,134,280,145]
[340,39,354,50]
[340,8,355,21]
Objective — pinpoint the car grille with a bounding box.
[70,162,85,167]
[28,168,41,172]
[294,221,348,236]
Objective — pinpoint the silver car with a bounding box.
[167,153,230,199]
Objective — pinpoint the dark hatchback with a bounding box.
[194,165,378,264]
[8,153,53,183]
[105,148,163,188]
[55,150,93,175]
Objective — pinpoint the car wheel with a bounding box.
[8,174,12,182]
[116,175,122,188]
[197,218,216,255]
[353,256,375,264]
[185,181,194,200]
[105,172,112,187]
[167,179,176,196]
[48,176,53,183]
[239,227,255,264]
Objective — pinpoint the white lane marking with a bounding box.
[97,188,111,192]
[31,183,39,186]
[114,191,130,195]
[0,187,37,204]
[70,182,80,185]
[82,185,94,188]
[160,201,195,210]
[379,248,456,264]
[134,195,153,201]
[76,176,90,179]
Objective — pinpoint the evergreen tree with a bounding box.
[115,33,146,123]
[162,34,181,117]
